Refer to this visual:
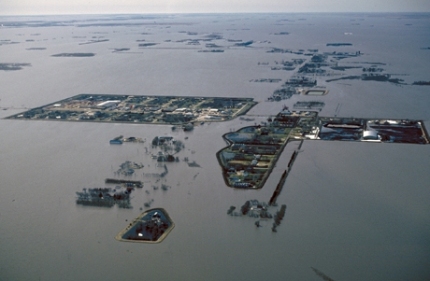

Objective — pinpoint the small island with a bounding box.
[326,43,352,46]
[116,208,174,243]
[51,53,95,57]
[0,63,31,71]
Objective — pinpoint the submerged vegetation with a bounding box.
[0,63,31,71]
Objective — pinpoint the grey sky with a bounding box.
[1,0,430,15]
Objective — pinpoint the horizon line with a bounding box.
[1,11,430,17]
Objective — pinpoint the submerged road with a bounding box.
[269,139,303,205]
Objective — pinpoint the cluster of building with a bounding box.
[319,118,428,143]
[217,108,317,189]
[217,108,429,190]
[75,187,133,208]
[7,94,257,125]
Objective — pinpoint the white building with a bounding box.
[362,130,380,141]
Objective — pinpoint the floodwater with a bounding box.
[0,13,429,281]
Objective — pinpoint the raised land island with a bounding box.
[6,94,257,125]
[115,208,174,243]
[217,107,429,189]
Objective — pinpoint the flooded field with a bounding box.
[0,13,429,281]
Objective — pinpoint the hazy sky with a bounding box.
[1,0,430,15]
